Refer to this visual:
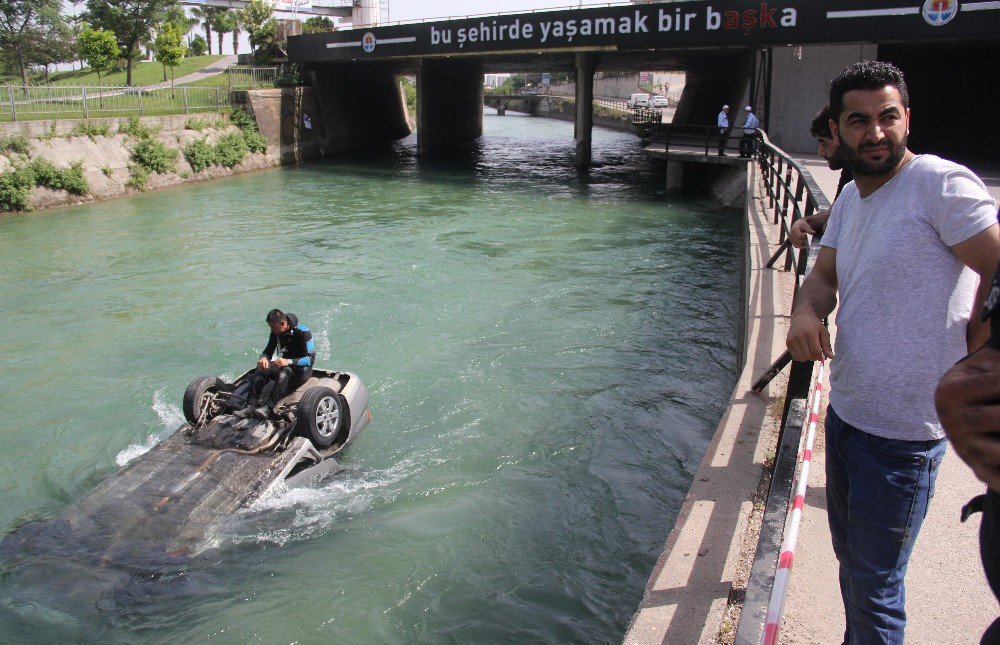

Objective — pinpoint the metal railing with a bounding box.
[226,66,279,89]
[643,122,759,156]
[1,84,230,121]
[733,130,828,645]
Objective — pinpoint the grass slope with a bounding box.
[43,55,226,87]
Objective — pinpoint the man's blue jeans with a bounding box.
[825,406,947,645]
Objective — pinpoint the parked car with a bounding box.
[627,92,650,108]
[650,95,669,108]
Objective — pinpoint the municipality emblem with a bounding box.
[922,0,959,26]
[362,32,376,53]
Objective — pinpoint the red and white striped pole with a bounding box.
[761,359,826,645]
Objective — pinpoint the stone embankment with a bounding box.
[0,87,329,215]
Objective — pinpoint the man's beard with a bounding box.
[838,132,907,177]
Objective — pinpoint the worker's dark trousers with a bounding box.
[249,363,312,408]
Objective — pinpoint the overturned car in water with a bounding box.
[0,369,372,628]
[3,368,372,562]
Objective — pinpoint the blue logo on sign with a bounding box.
[922,0,959,26]
[362,32,376,53]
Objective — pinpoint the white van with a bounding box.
[627,93,650,108]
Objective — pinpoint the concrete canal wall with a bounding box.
[0,88,336,215]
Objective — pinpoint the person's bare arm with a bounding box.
[788,209,832,250]
[936,346,1000,491]
[950,223,1000,351]
[786,246,838,361]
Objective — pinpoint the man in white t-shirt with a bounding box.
[786,61,999,644]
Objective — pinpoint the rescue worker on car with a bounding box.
[236,309,315,419]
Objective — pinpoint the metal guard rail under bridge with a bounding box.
[732,130,828,644]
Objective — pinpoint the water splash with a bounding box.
[115,389,183,467]
[211,457,422,550]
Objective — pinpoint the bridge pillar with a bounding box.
[417,59,484,156]
[574,53,595,169]
[307,66,410,151]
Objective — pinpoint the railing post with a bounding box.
[183,87,188,114]
[773,157,783,223]
[138,87,143,116]
[82,85,88,119]
[8,84,15,122]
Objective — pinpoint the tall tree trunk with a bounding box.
[162,62,167,82]
[217,31,224,57]
[205,25,213,55]
[126,42,137,86]
[15,44,28,87]
[232,29,239,56]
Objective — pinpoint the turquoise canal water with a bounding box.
[0,113,741,643]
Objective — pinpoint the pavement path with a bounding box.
[144,55,239,90]
[778,154,999,644]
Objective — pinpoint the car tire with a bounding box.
[183,376,225,423]
[298,387,349,449]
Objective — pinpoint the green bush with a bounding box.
[61,161,88,195]
[185,118,209,131]
[1,132,31,155]
[0,166,35,211]
[131,136,177,174]
[242,129,268,154]
[214,132,247,168]
[28,157,61,188]
[183,138,216,173]
[126,165,149,191]
[229,107,258,132]
[119,117,159,139]
[26,158,89,195]
[69,122,111,139]
[101,166,113,177]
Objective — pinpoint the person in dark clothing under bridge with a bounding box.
[236,308,316,419]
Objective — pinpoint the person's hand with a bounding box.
[786,310,834,362]
[936,346,1000,491]
[275,358,290,368]
[257,357,270,370]
[789,218,816,250]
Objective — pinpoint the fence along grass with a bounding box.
[1,85,231,121]
[1,68,278,122]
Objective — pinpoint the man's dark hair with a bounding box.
[266,309,285,325]
[829,60,909,122]
[810,106,833,139]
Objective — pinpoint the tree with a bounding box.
[303,16,334,33]
[239,0,273,58]
[23,20,76,82]
[209,9,237,59]
[188,33,207,57]
[85,0,179,86]
[190,5,222,56]
[0,0,63,86]
[77,26,119,85]
[154,21,184,86]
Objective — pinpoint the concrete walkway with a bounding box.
[144,55,239,90]
[778,154,999,644]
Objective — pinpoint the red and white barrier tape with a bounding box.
[761,359,826,645]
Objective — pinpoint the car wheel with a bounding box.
[298,387,349,449]
[183,376,224,423]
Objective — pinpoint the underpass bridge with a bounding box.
[287,0,1000,167]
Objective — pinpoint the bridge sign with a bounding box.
[289,0,999,63]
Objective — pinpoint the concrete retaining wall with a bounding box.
[1,88,324,214]
[766,44,878,154]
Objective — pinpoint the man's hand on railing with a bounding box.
[789,209,831,249]
[787,309,834,362]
